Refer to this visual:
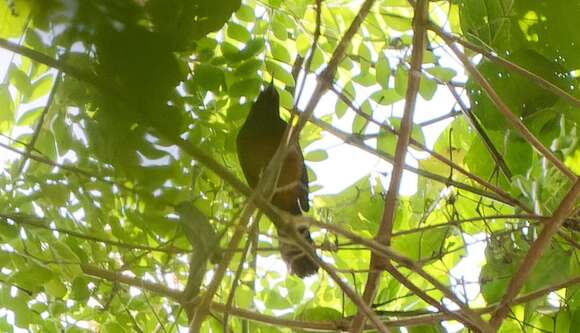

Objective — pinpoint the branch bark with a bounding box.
[432,27,577,181]
[489,179,580,329]
[428,25,580,109]
[349,1,430,331]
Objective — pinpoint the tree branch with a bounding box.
[350,1,430,331]
[428,25,580,109]
[431,26,577,181]
[330,85,530,213]
[446,83,513,180]
[489,179,580,329]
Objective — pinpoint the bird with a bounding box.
[236,82,319,278]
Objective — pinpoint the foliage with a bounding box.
[0,0,578,332]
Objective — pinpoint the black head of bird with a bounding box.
[250,82,280,119]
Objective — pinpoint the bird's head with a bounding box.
[252,81,280,117]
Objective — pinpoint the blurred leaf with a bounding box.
[305,149,328,162]
[25,74,53,102]
[0,84,15,127]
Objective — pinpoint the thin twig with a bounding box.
[417,110,461,127]
[308,116,511,205]
[15,70,62,174]
[0,37,111,94]
[428,25,580,109]
[330,85,530,213]
[1,213,189,254]
[223,222,257,331]
[293,0,322,106]
[432,26,576,181]
[351,2,431,332]
[490,179,580,329]
[446,83,513,180]
[82,262,580,332]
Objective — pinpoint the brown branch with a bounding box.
[490,179,580,329]
[0,141,174,208]
[417,110,461,127]
[81,264,183,300]
[1,213,189,254]
[83,261,580,332]
[330,85,530,213]
[308,116,511,205]
[209,274,580,331]
[392,214,543,237]
[16,71,62,174]
[223,222,256,331]
[431,26,577,181]
[188,204,256,332]
[350,1,429,332]
[292,0,377,139]
[282,214,392,333]
[428,25,580,109]
[446,83,513,180]
[293,0,323,106]
[0,37,111,95]
[307,216,492,332]
[383,262,483,329]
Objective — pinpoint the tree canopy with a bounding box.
[0,0,579,332]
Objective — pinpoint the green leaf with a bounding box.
[52,240,81,263]
[40,184,69,207]
[0,83,15,126]
[394,66,407,97]
[103,322,126,333]
[11,263,53,291]
[272,14,287,41]
[0,220,19,239]
[376,53,391,88]
[418,76,437,100]
[265,59,295,87]
[8,64,31,94]
[285,277,305,304]
[194,64,224,91]
[370,89,404,106]
[227,22,250,43]
[270,39,291,63]
[296,34,310,57]
[10,296,35,328]
[378,117,425,156]
[305,149,328,162]
[235,5,255,22]
[16,106,43,126]
[234,59,263,78]
[265,289,291,309]
[357,42,372,64]
[383,13,412,32]
[525,246,571,292]
[70,277,90,302]
[229,78,261,97]
[0,1,31,38]
[240,38,265,60]
[297,306,342,321]
[235,285,253,308]
[44,278,67,299]
[335,98,349,119]
[25,74,53,102]
[426,67,457,82]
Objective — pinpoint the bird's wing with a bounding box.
[297,146,310,212]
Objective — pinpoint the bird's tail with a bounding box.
[278,225,319,278]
